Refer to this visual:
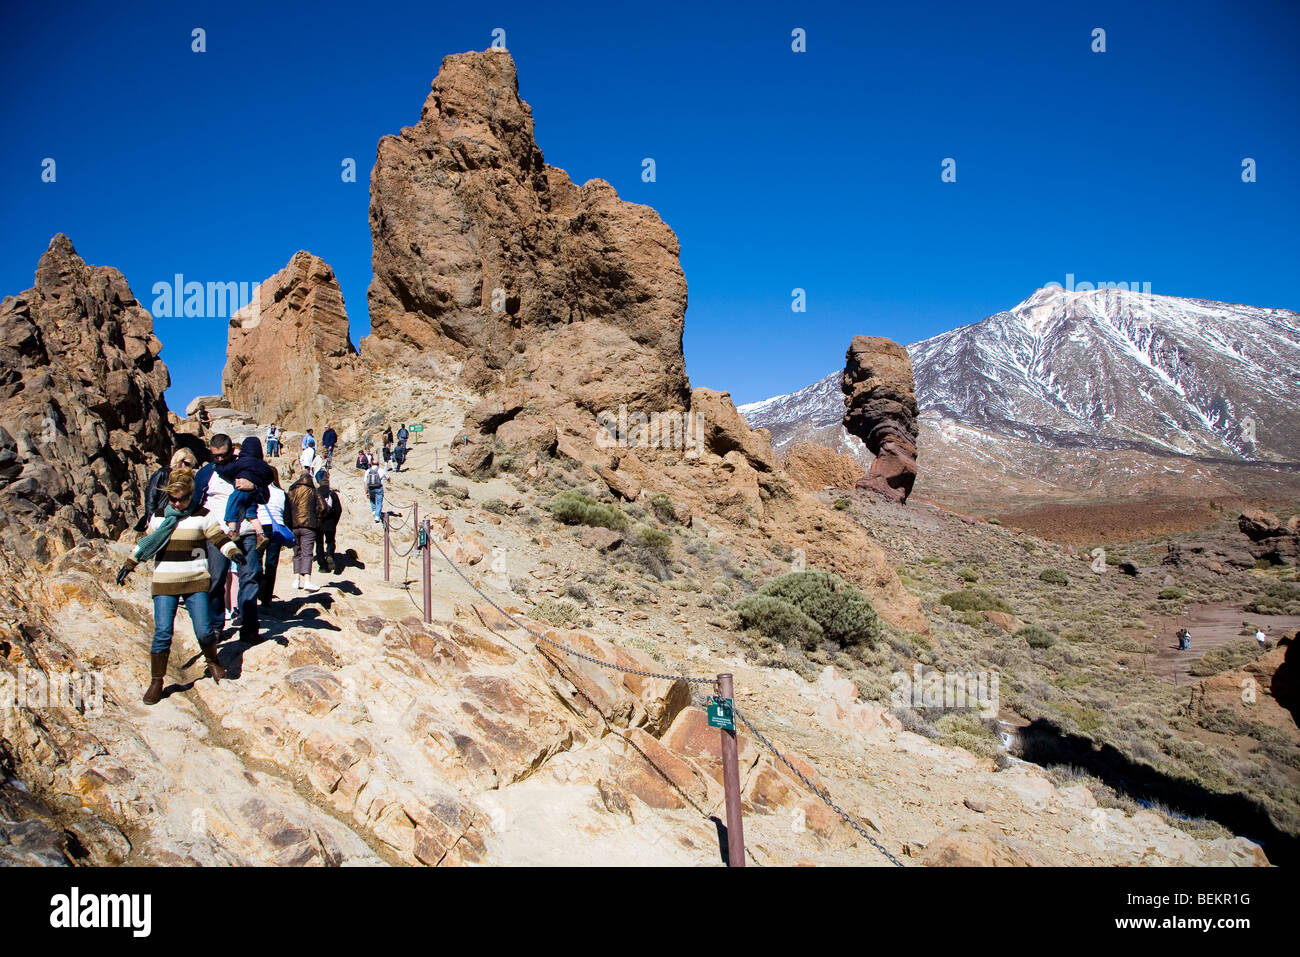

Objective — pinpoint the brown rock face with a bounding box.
[841,336,919,503]
[222,251,358,431]
[366,50,688,416]
[784,442,863,492]
[0,235,171,557]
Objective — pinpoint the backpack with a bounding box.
[366,467,383,490]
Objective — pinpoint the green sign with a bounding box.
[707,698,735,731]
[409,424,425,432]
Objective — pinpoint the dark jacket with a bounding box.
[215,436,276,489]
[322,428,337,448]
[136,466,170,530]
[286,475,320,530]
[317,488,342,528]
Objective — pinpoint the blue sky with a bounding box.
[2,0,1297,408]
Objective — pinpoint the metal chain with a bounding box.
[427,536,714,685]
[733,705,905,867]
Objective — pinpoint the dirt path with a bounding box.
[1133,603,1300,684]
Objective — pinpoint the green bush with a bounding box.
[832,497,851,511]
[1158,586,1187,601]
[648,492,678,524]
[534,598,582,627]
[1015,624,1057,649]
[482,499,510,515]
[637,525,672,558]
[1189,640,1259,677]
[939,589,1013,614]
[547,490,628,530]
[957,567,980,583]
[1038,568,1069,585]
[734,595,824,650]
[755,570,882,648]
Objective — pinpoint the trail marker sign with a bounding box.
[707,697,735,731]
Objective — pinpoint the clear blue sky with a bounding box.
[2,0,1297,408]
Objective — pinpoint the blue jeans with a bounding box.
[369,487,383,521]
[152,592,213,654]
[207,533,261,642]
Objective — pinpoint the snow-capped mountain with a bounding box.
[741,287,1300,467]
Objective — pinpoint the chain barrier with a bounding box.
[425,536,714,685]
[733,705,905,867]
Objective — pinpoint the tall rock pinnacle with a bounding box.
[366,50,689,414]
[841,335,919,503]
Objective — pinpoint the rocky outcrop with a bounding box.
[1237,509,1299,565]
[841,336,919,503]
[222,252,359,432]
[784,442,863,492]
[1190,638,1298,744]
[0,235,171,559]
[366,50,688,417]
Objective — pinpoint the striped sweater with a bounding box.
[125,507,242,597]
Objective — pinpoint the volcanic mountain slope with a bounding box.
[740,287,1300,512]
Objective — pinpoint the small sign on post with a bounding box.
[707,696,735,730]
[409,423,425,444]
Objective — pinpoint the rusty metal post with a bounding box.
[718,673,745,867]
[422,518,432,624]
[383,510,390,582]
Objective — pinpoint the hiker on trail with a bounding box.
[392,438,407,472]
[384,425,394,448]
[197,404,211,436]
[193,433,264,643]
[286,470,322,592]
[302,429,316,451]
[397,424,408,446]
[213,435,275,548]
[1177,628,1191,651]
[135,447,199,532]
[315,474,343,574]
[1256,628,1268,651]
[257,473,290,614]
[356,447,373,470]
[299,442,316,473]
[364,461,386,523]
[321,425,337,469]
[381,439,392,467]
[266,424,281,458]
[115,468,241,704]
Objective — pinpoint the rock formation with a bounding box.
[366,50,688,418]
[784,442,863,492]
[0,235,171,559]
[841,335,919,503]
[222,251,359,432]
[1237,508,1299,565]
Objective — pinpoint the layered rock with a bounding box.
[784,442,863,492]
[0,235,171,558]
[222,252,359,432]
[365,50,689,416]
[841,336,919,503]
[1237,509,1299,565]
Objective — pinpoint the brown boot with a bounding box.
[201,642,227,683]
[143,650,169,705]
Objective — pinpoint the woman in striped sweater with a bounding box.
[115,468,245,705]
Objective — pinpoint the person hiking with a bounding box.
[302,429,316,451]
[197,404,211,436]
[356,447,372,470]
[135,447,199,532]
[364,461,386,523]
[299,441,316,473]
[321,425,337,469]
[315,474,343,574]
[115,468,243,704]
[256,473,290,614]
[392,438,407,473]
[193,433,264,643]
[266,423,281,458]
[381,439,392,468]
[1177,628,1191,651]
[384,425,394,448]
[397,424,409,447]
[1256,627,1268,651]
[286,470,321,591]
[213,435,275,548]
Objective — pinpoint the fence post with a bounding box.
[422,518,432,624]
[717,673,745,867]
[383,511,390,582]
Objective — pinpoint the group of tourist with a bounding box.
[118,423,358,704]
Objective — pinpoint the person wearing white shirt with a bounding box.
[364,463,386,523]
[257,481,289,612]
